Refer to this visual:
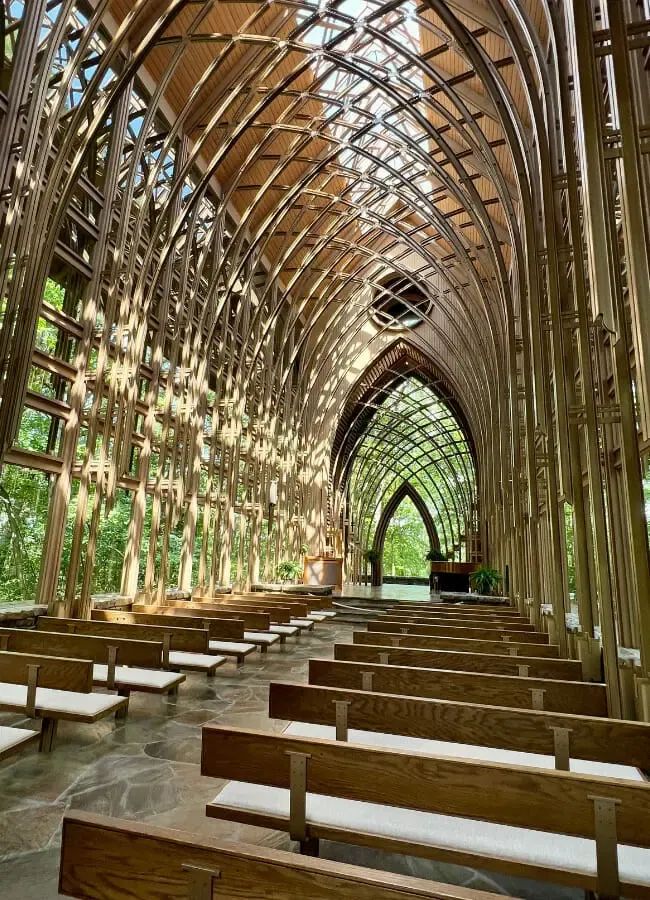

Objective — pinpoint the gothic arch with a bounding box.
[371,482,439,586]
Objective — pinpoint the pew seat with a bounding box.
[92,664,185,695]
[208,640,257,664]
[168,650,227,674]
[281,721,645,782]
[0,724,39,761]
[290,617,315,630]
[245,630,281,651]
[209,781,650,894]
[270,624,300,638]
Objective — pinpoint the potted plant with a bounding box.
[425,548,447,564]
[275,560,302,590]
[363,548,381,587]
[469,565,503,596]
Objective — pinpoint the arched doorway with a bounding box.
[371,483,439,585]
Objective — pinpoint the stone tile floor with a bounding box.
[0,621,579,898]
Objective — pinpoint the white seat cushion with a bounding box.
[0,681,123,717]
[168,651,227,670]
[0,724,38,753]
[313,610,336,618]
[244,631,280,645]
[209,641,256,654]
[307,614,327,622]
[270,625,300,636]
[283,722,645,782]
[93,664,182,691]
[211,781,650,886]
[290,618,314,628]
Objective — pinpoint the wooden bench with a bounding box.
[38,617,227,677]
[132,603,271,631]
[389,604,521,618]
[334,641,583,681]
[58,811,498,900]
[202,725,650,898]
[353,629,561,658]
[380,614,536,632]
[242,590,335,611]
[202,596,316,629]
[308,658,609,715]
[157,601,300,645]
[0,626,185,698]
[0,650,127,751]
[141,603,283,653]
[367,620,551,644]
[0,724,39,762]
[268,681,649,776]
[386,607,529,625]
[176,599,300,643]
[94,609,257,665]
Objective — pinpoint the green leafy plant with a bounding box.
[425,547,446,562]
[276,560,302,584]
[470,565,502,596]
[363,548,380,564]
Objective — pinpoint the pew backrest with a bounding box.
[353,629,561,658]
[268,680,650,768]
[368,619,550,644]
[105,608,246,639]
[41,615,208,653]
[1,627,162,669]
[308,658,609,716]
[159,602,273,629]
[0,650,92,692]
[334,642,583,681]
[381,614,535,631]
[59,811,494,900]
[131,603,244,641]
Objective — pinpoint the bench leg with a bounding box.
[168,684,179,697]
[115,702,129,721]
[299,837,319,857]
[39,718,58,753]
[207,668,217,678]
[260,645,268,654]
[236,655,245,668]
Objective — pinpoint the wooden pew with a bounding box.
[140,603,283,653]
[154,601,300,646]
[308,658,609,715]
[386,607,528,624]
[0,650,127,751]
[268,681,650,773]
[59,811,497,900]
[389,604,521,618]
[38,616,227,677]
[202,725,650,897]
[194,596,315,637]
[243,589,334,610]
[128,606,248,637]
[202,595,313,625]
[173,599,301,642]
[0,627,185,697]
[93,610,257,665]
[379,614,536,632]
[367,620,551,644]
[131,603,271,631]
[334,641,583,681]
[353,629,561,658]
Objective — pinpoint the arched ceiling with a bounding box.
[100,0,545,421]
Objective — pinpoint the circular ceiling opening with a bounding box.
[372,275,431,330]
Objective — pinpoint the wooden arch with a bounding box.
[371,482,440,586]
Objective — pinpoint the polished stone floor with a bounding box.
[338,583,432,601]
[0,620,579,899]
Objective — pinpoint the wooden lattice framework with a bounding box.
[1,1,650,717]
